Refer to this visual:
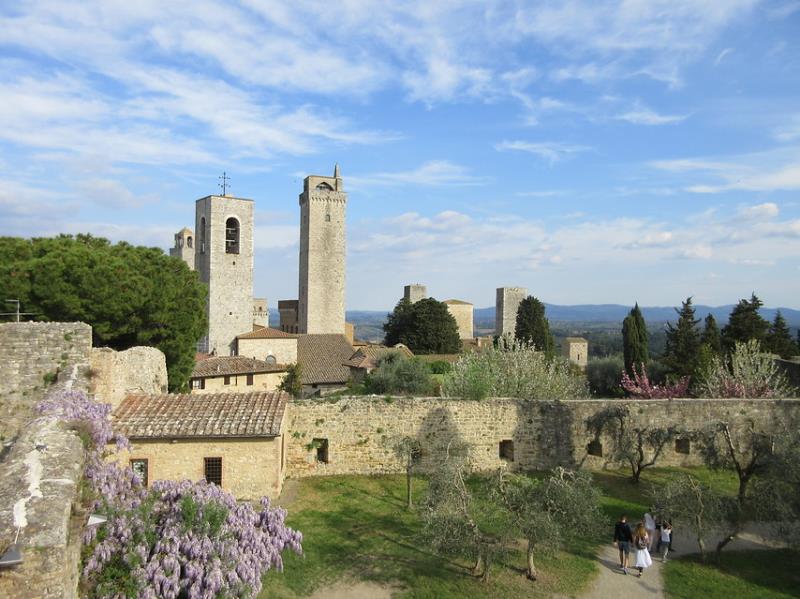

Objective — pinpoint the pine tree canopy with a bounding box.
[766,311,796,359]
[664,297,701,378]
[383,297,461,354]
[722,293,769,350]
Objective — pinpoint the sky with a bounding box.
[1,1,799,311]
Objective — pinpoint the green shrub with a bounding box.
[586,355,624,397]
[364,354,434,396]
[427,360,453,375]
[442,339,588,401]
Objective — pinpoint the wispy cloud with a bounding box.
[615,104,688,125]
[714,47,734,65]
[348,161,490,188]
[495,140,591,164]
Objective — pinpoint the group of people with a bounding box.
[612,510,673,577]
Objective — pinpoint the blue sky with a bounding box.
[1,1,799,310]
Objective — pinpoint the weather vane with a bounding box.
[218,172,231,196]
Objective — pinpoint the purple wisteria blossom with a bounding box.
[38,390,303,598]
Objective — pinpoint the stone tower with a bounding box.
[195,194,254,356]
[298,165,347,335]
[496,287,527,338]
[403,284,427,304]
[169,227,195,270]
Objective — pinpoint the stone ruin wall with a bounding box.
[0,322,92,441]
[285,396,800,478]
[0,323,168,598]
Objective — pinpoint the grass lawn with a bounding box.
[663,550,800,599]
[260,467,739,598]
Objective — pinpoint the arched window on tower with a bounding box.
[187,236,193,248]
[225,218,240,254]
[199,218,206,254]
[315,182,333,191]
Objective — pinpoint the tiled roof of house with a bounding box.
[414,353,462,363]
[237,327,298,340]
[114,392,288,439]
[297,334,354,384]
[343,344,415,369]
[191,356,287,378]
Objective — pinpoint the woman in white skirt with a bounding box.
[632,522,653,577]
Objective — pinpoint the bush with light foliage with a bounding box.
[698,339,795,398]
[442,339,588,401]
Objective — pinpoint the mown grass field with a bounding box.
[259,467,796,599]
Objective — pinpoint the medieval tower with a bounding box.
[298,165,347,335]
[496,286,527,338]
[169,227,195,270]
[403,284,427,304]
[195,194,254,355]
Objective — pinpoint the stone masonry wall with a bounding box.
[445,302,474,340]
[0,322,92,441]
[495,287,526,337]
[285,397,800,478]
[89,346,168,409]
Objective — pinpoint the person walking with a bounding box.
[613,514,634,574]
[644,509,658,552]
[660,522,673,562]
[632,523,653,577]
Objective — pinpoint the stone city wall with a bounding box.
[89,346,168,409]
[0,322,92,441]
[284,396,800,478]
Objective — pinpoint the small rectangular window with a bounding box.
[191,378,205,390]
[587,440,603,457]
[313,438,329,464]
[223,375,231,385]
[499,440,514,462]
[325,213,331,222]
[204,457,222,486]
[675,438,691,455]
[130,459,148,487]
[246,373,254,386]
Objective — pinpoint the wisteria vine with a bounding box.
[37,390,303,599]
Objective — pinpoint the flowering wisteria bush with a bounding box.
[37,390,303,599]
[620,363,690,399]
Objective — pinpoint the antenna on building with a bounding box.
[218,172,231,197]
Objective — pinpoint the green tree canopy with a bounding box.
[622,303,649,375]
[664,297,701,379]
[514,296,554,355]
[722,293,769,351]
[383,297,461,354]
[0,234,207,391]
[701,313,723,355]
[766,311,796,359]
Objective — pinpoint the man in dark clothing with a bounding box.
[613,514,634,574]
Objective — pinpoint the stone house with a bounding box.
[561,337,589,370]
[236,326,298,364]
[112,392,289,499]
[444,299,474,339]
[296,334,354,395]
[190,356,287,393]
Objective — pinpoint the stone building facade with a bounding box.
[89,346,168,409]
[278,300,299,333]
[298,165,347,335]
[403,284,427,304]
[496,287,527,338]
[562,337,589,370]
[252,298,269,328]
[195,195,255,356]
[169,227,195,270]
[444,299,474,339]
[237,328,299,364]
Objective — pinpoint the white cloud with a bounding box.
[615,105,688,126]
[714,48,734,65]
[736,202,779,221]
[495,140,590,164]
[348,161,489,188]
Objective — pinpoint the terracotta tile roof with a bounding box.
[237,327,298,340]
[297,334,354,385]
[343,344,415,369]
[191,356,287,378]
[114,392,288,439]
[195,352,212,362]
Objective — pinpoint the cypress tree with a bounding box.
[722,293,769,350]
[515,296,555,355]
[701,314,722,355]
[664,297,701,378]
[622,303,649,375]
[766,311,796,359]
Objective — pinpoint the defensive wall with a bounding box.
[285,396,800,477]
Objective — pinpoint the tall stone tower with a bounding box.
[298,165,347,335]
[496,287,527,338]
[403,284,427,304]
[169,227,195,270]
[195,195,254,355]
